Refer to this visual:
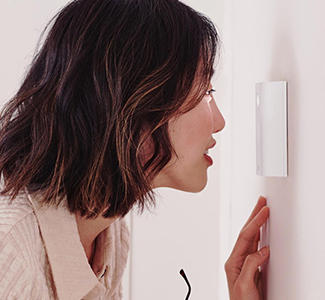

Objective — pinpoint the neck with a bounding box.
[75,214,117,262]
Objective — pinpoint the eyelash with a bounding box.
[206,88,216,96]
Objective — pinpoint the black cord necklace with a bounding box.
[179,269,191,300]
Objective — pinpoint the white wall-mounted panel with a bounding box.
[256,81,288,177]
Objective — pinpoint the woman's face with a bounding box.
[153,83,225,192]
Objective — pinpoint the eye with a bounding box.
[205,88,216,96]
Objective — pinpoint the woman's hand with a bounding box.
[225,196,270,300]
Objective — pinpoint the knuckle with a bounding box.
[245,253,260,268]
[245,254,255,264]
[238,228,245,237]
[238,229,250,242]
[224,259,231,272]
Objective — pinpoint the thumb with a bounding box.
[237,247,269,288]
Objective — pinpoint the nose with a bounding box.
[211,99,225,133]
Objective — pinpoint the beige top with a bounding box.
[0,192,130,300]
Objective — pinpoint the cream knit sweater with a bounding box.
[0,192,130,300]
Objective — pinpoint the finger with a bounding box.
[247,228,261,256]
[258,271,263,300]
[231,206,269,258]
[236,247,269,290]
[251,228,260,254]
[243,196,267,228]
[225,208,269,285]
[255,229,260,245]
[254,269,260,285]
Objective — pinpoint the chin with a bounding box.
[174,178,208,193]
[188,184,207,193]
[152,170,208,192]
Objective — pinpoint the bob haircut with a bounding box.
[0,0,220,218]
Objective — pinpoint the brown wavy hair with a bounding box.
[0,0,220,218]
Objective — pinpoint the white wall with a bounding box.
[219,0,325,299]
[4,1,323,300]
[0,0,68,104]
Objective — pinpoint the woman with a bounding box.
[0,0,269,299]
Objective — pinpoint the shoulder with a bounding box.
[0,192,41,265]
[0,192,36,235]
[0,192,43,260]
[0,193,51,299]
[0,193,40,254]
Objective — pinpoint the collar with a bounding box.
[26,192,129,300]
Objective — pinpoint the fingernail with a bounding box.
[260,247,269,256]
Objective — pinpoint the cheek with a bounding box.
[170,115,212,160]
[168,99,215,157]
[181,110,213,144]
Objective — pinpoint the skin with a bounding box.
[225,196,270,300]
[75,215,117,262]
[153,83,225,191]
[76,83,270,300]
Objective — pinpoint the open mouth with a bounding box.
[204,141,216,165]
[204,151,213,165]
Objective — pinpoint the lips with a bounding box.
[204,153,213,165]
[204,140,216,166]
[206,140,216,152]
